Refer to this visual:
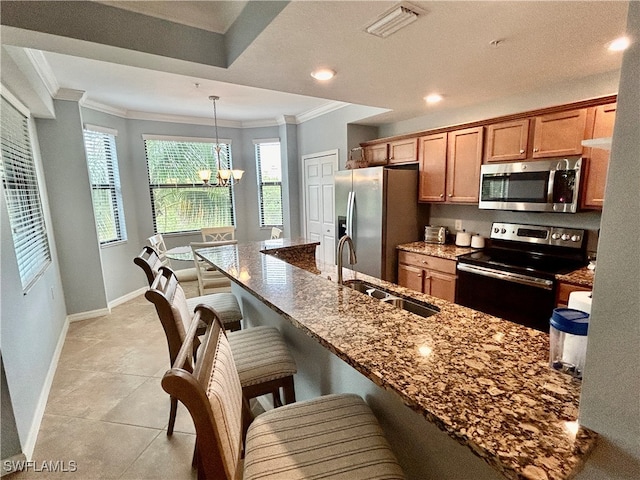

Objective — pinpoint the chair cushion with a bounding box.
[243,393,404,480]
[186,292,242,326]
[227,326,297,387]
[174,267,198,282]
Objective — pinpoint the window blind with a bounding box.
[0,95,52,290]
[255,141,283,227]
[83,128,126,244]
[144,138,236,234]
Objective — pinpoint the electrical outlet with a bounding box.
[455,219,462,231]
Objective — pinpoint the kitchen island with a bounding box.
[196,239,597,480]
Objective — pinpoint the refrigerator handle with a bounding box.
[346,191,355,237]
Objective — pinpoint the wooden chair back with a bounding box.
[162,305,248,480]
[201,226,235,242]
[147,233,171,267]
[145,266,198,369]
[134,245,163,286]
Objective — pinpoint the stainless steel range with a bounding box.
[456,222,587,332]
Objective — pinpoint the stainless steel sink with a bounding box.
[344,280,440,319]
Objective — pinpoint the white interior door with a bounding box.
[303,150,338,265]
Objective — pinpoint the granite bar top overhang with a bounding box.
[195,239,598,480]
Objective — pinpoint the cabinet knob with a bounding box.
[439,193,444,198]
[519,149,525,154]
[533,148,539,152]
[448,193,453,197]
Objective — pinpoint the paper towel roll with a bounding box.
[568,291,593,314]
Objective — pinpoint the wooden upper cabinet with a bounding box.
[363,144,388,166]
[532,108,588,158]
[446,127,483,203]
[418,133,447,202]
[388,138,418,164]
[582,103,616,209]
[484,119,530,162]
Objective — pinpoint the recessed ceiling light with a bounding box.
[424,93,443,104]
[608,36,631,52]
[311,69,336,81]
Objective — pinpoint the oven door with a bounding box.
[456,263,555,332]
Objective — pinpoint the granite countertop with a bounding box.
[196,240,597,480]
[556,266,595,289]
[397,241,477,260]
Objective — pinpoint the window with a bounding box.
[144,135,235,234]
[0,95,52,290]
[255,140,283,227]
[83,125,126,245]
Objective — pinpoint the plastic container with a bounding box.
[549,308,589,379]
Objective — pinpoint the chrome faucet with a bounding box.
[337,235,357,285]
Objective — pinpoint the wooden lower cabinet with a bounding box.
[397,251,457,302]
[555,281,591,308]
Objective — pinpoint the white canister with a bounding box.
[455,230,471,247]
[471,235,485,248]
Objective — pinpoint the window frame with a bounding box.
[83,124,127,246]
[0,90,52,291]
[143,135,237,235]
[254,139,283,228]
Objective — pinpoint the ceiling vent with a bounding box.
[365,2,425,38]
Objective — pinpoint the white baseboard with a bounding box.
[108,287,146,309]
[67,287,146,323]
[22,317,69,460]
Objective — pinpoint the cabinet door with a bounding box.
[581,103,616,209]
[446,127,483,203]
[532,109,587,158]
[398,263,424,293]
[364,144,388,166]
[418,133,447,202]
[485,119,530,162]
[427,270,456,303]
[388,138,418,164]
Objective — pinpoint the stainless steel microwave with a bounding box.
[479,158,582,213]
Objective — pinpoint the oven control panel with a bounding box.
[490,223,585,248]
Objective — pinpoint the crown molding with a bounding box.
[81,98,128,118]
[296,101,349,124]
[24,48,59,97]
[277,115,297,126]
[79,98,351,128]
[126,110,243,128]
[54,88,86,102]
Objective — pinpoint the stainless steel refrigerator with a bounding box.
[335,165,425,283]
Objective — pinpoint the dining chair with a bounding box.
[190,241,235,295]
[201,226,235,242]
[148,267,297,435]
[162,308,404,480]
[135,247,243,331]
[270,226,282,239]
[147,233,197,282]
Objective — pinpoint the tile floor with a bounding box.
[9,282,208,480]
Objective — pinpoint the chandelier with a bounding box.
[199,95,244,187]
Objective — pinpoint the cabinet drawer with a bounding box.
[398,251,456,275]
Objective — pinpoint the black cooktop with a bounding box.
[457,222,588,279]
[457,246,586,279]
